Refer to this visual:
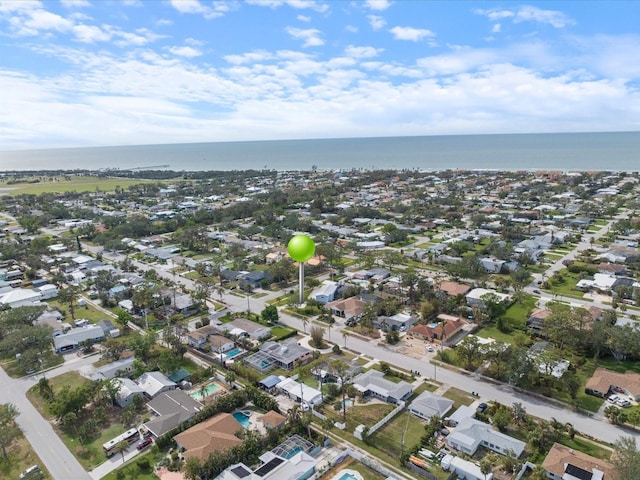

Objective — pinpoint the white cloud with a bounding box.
[389,26,435,42]
[492,23,501,33]
[476,5,574,29]
[364,0,391,10]
[169,0,226,19]
[297,14,310,22]
[246,0,329,13]
[345,45,382,59]
[345,25,358,33]
[224,50,274,65]
[60,0,90,8]
[286,27,324,47]
[168,46,203,57]
[367,14,385,31]
[72,24,111,43]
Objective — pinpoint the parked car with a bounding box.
[19,465,42,479]
[426,345,434,352]
[136,437,153,450]
[608,394,620,403]
[616,398,632,408]
[476,402,488,413]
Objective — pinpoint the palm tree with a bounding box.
[225,371,236,386]
[512,402,526,425]
[301,317,308,334]
[114,440,130,463]
[342,330,348,348]
[480,459,492,480]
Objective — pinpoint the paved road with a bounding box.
[0,356,96,480]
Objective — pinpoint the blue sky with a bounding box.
[1,0,640,150]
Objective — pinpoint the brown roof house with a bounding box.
[526,308,552,334]
[326,296,367,320]
[585,367,640,400]
[260,410,287,430]
[542,443,617,480]
[437,281,472,297]
[174,413,243,462]
[409,314,467,345]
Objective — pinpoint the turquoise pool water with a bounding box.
[190,383,221,401]
[225,347,243,358]
[338,473,358,480]
[284,446,302,459]
[233,411,251,428]
[428,322,438,328]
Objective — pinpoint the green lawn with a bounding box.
[0,433,52,479]
[0,176,153,195]
[370,411,426,459]
[442,387,474,409]
[270,325,297,340]
[498,295,537,330]
[100,450,157,480]
[475,325,516,343]
[558,435,612,460]
[47,299,114,323]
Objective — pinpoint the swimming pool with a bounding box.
[428,322,439,328]
[333,469,364,480]
[190,382,221,401]
[225,348,243,359]
[232,411,252,428]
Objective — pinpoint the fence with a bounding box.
[354,400,405,439]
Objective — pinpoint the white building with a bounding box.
[53,325,105,353]
[276,377,323,407]
[136,371,177,399]
[36,284,58,300]
[0,288,41,308]
[408,391,454,421]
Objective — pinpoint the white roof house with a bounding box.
[217,450,316,480]
[446,416,526,457]
[441,454,493,480]
[53,324,105,353]
[352,370,413,404]
[465,288,510,307]
[136,371,177,399]
[408,391,454,421]
[0,288,41,308]
[115,378,145,408]
[276,377,323,407]
[309,280,339,304]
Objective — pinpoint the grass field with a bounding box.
[0,433,52,480]
[0,176,153,195]
[370,411,426,459]
[442,386,474,409]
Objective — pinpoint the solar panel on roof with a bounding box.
[230,465,251,478]
[254,457,284,477]
[565,464,593,480]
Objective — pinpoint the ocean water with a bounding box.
[1,131,639,172]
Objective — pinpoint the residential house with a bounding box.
[374,312,417,331]
[309,280,339,304]
[209,334,235,354]
[137,371,177,399]
[144,390,202,438]
[174,413,242,462]
[585,368,640,400]
[245,339,312,372]
[352,370,413,404]
[542,443,617,480]
[465,288,510,307]
[114,378,145,408]
[446,416,526,457]
[409,315,467,344]
[53,325,105,353]
[276,377,323,407]
[97,319,120,338]
[36,284,58,300]
[437,281,472,298]
[526,308,552,334]
[408,392,454,421]
[187,325,214,349]
[172,293,197,315]
[260,410,287,430]
[91,356,135,380]
[216,317,271,340]
[0,288,41,308]
[240,270,270,289]
[216,444,316,480]
[326,296,367,320]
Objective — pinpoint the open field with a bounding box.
[0,176,153,195]
[370,411,426,459]
[0,433,51,480]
